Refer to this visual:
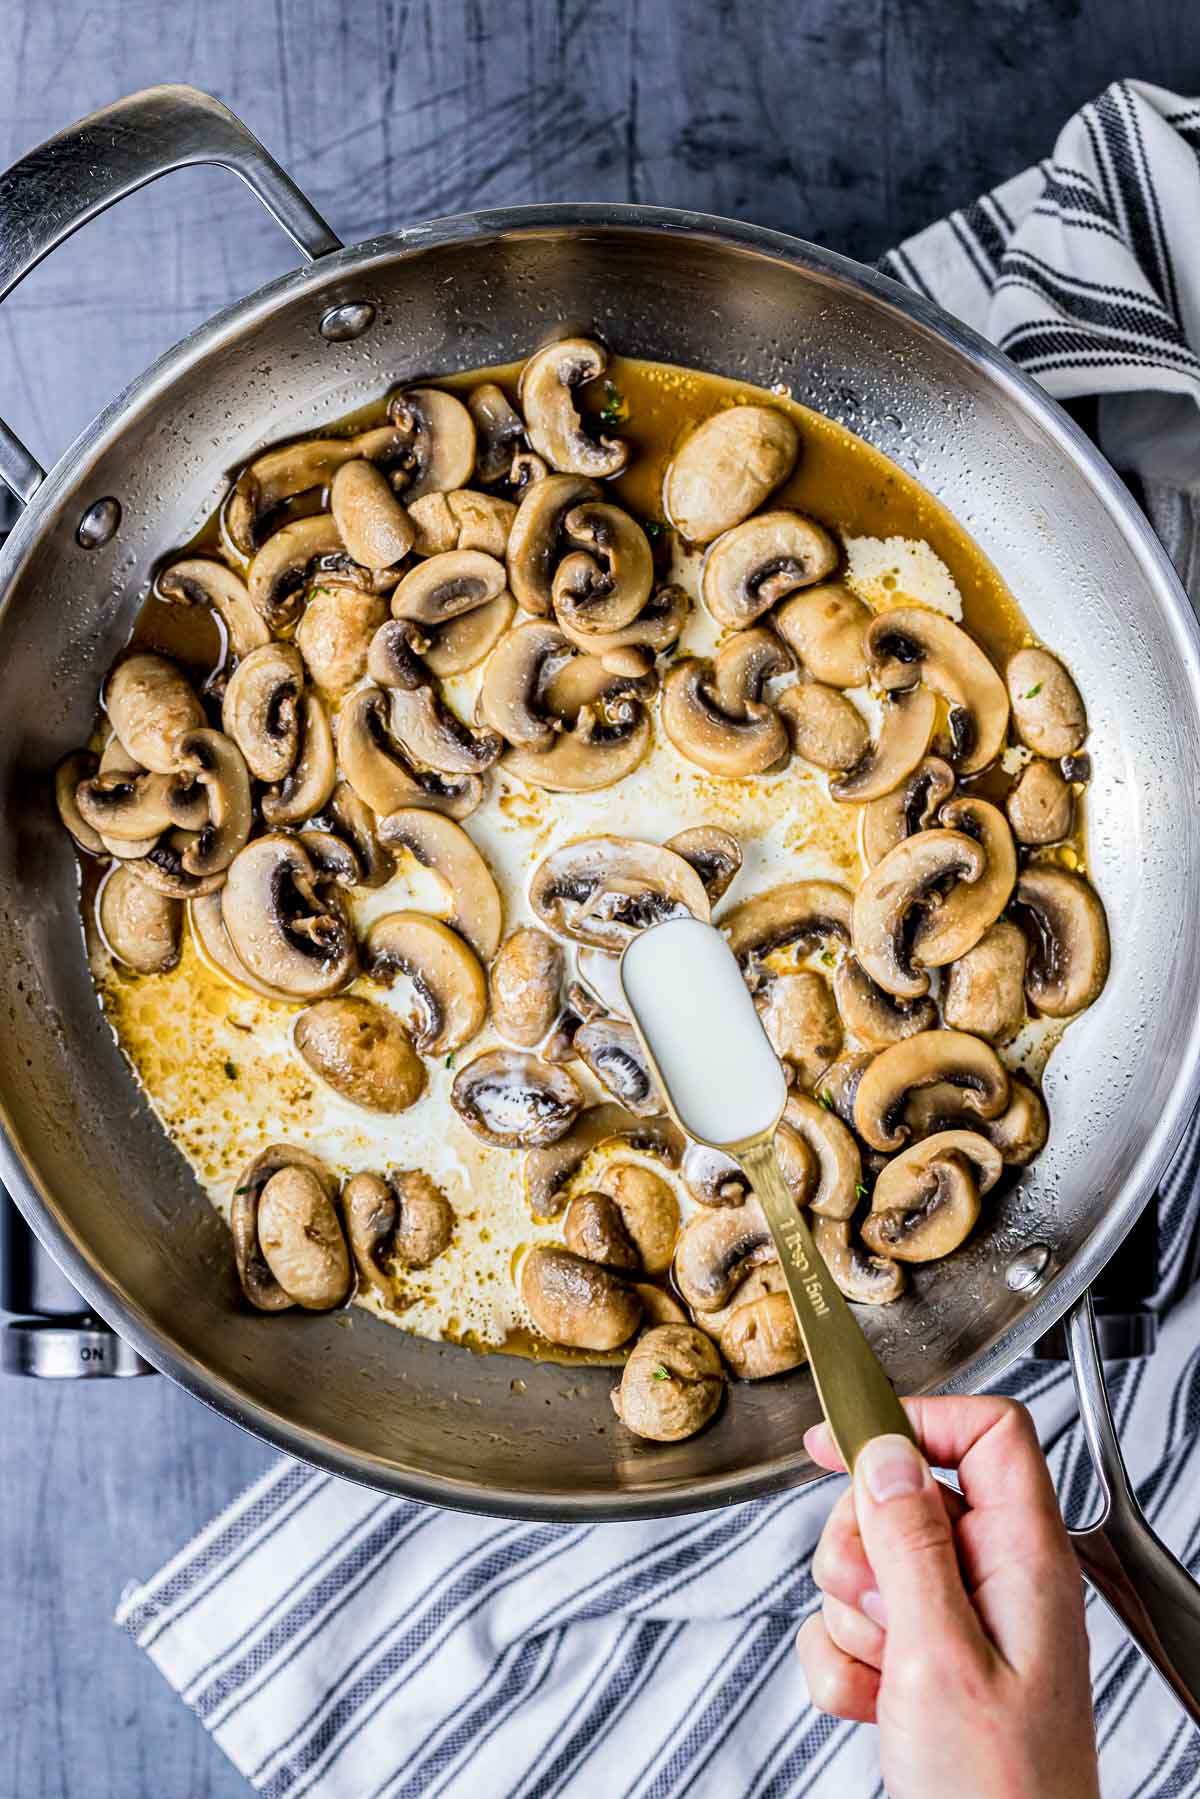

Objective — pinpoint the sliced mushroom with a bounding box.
[574,1017,665,1116]
[105,655,205,773]
[661,631,790,778]
[691,1264,786,1341]
[221,834,358,998]
[467,382,526,482]
[386,387,477,501]
[521,1245,641,1351]
[477,618,567,749]
[489,927,564,1047]
[550,503,654,635]
[75,763,206,843]
[336,689,482,821]
[524,1103,684,1219]
[451,1049,582,1147]
[223,426,407,555]
[867,608,1009,775]
[775,677,867,770]
[1008,649,1086,757]
[97,864,181,973]
[721,879,852,968]
[829,685,938,804]
[344,1169,454,1298]
[407,488,516,558]
[573,946,629,1021]
[300,830,364,887]
[853,1030,1009,1152]
[665,405,799,544]
[756,972,843,1088]
[421,593,516,677]
[125,833,229,898]
[985,1076,1049,1165]
[773,582,871,687]
[664,826,742,904]
[323,781,394,889]
[519,338,628,478]
[256,1165,352,1309]
[811,1215,906,1305]
[387,684,502,776]
[564,1192,639,1270]
[817,1050,877,1129]
[529,836,710,951]
[293,995,426,1112]
[361,910,487,1055]
[597,1163,681,1277]
[860,1129,1002,1262]
[942,920,1028,1042]
[554,581,689,676]
[775,1120,819,1206]
[174,729,254,876]
[506,473,601,615]
[261,693,337,828]
[539,649,656,729]
[611,1324,723,1439]
[295,582,388,697]
[908,797,1015,969]
[720,1292,806,1380]
[702,510,838,630]
[850,828,986,999]
[222,643,305,780]
[55,751,106,855]
[1013,866,1110,1017]
[375,809,503,960]
[390,549,507,626]
[502,698,652,792]
[1006,759,1073,845]
[673,1197,774,1312]
[230,1145,341,1311]
[833,956,937,1050]
[682,1142,749,1209]
[330,459,414,570]
[509,448,548,497]
[861,756,957,868]
[154,557,271,662]
[779,1091,862,1220]
[247,515,371,632]
[190,891,295,1000]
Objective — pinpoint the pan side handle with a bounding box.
[0,84,342,505]
[1067,1288,1200,1724]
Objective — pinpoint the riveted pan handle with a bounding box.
[0,83,341,506]
[1067,1289,1200,1723]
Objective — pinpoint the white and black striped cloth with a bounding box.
[118,80,1200,1798]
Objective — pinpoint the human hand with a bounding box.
[796,1397,1099,1799]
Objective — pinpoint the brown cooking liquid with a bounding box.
[95,355,1087,1362]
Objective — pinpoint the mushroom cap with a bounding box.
[520,1245,642,1351]
[387,387,477,501]
[221,834,358,998]
[942,920,1028,1042]
[778,681,870,772]
[612,1324,724,1439]
[260,693,338,829]
[850,827,987,999]
[155,556,271,663]
[832,955,938,1051]
[564,1191,640,1270]
[1006,757,1074,845]
[293,996,427,1113]
[375,809,503,961]
[673,1196,775,1313]
[631,1284,689,1329]
[773,581,871,687]
[407,488,515,558]
[756,972,843,1089]
[860,1129,1001,1263]
[811,1215,907,1305]
[105,654,205,774]
[295,582,389,697]
[97,864,182,973]
[861,755,957,867]
[664,826,743,904]
[506,473,601,616]
[221,642,305,781]
[362,910,487,1056]
[451,1049,583,1147]
[1014,865,1110,1017]
[574,1016,666,1117]
[524,1102,684,1220]
[343,1169,454,1295]
[529,835,710,950]
[721,878,852,967]
[230,1145,341,1311]
[829,684,938,804]
[256,1165,352,1309]
[701,510,838,630]
[1007,648,1087,758]
[853,1029,1009,1152]
[488,927,564,1047]
[779,1090,863,1220]
[597,1163,681,1277]
[518,338,628,479]
[867,608,1009,775]
[551,502,653,635]
[330,458,415,570]
[720,1291,806,1379]
[664,406,799,544]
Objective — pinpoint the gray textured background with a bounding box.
[2,2,1198,1794]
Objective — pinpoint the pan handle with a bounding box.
[1067,1288,1200,1723]
[0,84,341,506]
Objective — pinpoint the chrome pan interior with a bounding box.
[2,90,1200,1520]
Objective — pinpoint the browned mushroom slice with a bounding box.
[850,828,986,999]
[773,582,871,687]
[861,756,957,867]
[817,1050,877,1128]
[361,911,487,1055]
[322,781,394,889]
[247,515,376,632]
[524,1102,685,1220]
[867,609,1009,775]
[853,1029,1008,1152]
[829,685,938,804]
[1007,649,1087,757]
[661,630,791,778]
[190,892,298,1001]
[756,972,843,1088]
[673,1197,775,1312]
[521,1246,641,1351]
[1013,865,1110,1017]
[421,593,516,678]
[550,502,654,640]
[105,654,206,773]
[721,878,852,968]
[665,406,799,544]
[260,694,337,829]
[702,510,838,630]
[336,689,482,821]
[519,338,628,478]
[554,582,689,676]
[386,387,477,500]
[344,1170,455,1297]
[452,1049,583,1147]
[1006,758,1073,845]
[330,459,415,570]
[529,836,710,951]
[489,927,564,1047]
[230,1145,346,1312]
[221,643,305,781]
[811,1215,907,1305]
[466,382,526,483]
[295,582,389,697]
[124,832,230,898]
[984,1076,1049,1165]
[574,1016,665,1117]
[777,681,869,772]
[55,751,106,856]
[505,473,602,616]
[97,864,182,973]
[539,649,656,729]
[294,996,426,1112]
[664,826,742,905]
[387,685,502,776]
[375,809,503,961]
[221,834,358,999]
[503,698,652,792]
[390,549,507,628]
[860,1129,1002,1262]
[478,617,570,749]
[74,763,207,844]
[832,955,936,1050]
[902,796,1016,972]
[175,729,254,876]
[154,557,271,662]
[612,1325,724,1438]
[942,920,1028,1042]
[780,1091,862,1219]
[223,426,407,555]
[681,1141,749,1208]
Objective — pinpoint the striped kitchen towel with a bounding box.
[118,80,1200,1799]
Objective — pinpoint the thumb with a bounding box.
[853,1433,981,1651]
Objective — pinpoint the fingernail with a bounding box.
[860,1588,887,1629]
[856,1434,927,1503]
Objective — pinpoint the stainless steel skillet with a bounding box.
[2,84,1200,1712]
